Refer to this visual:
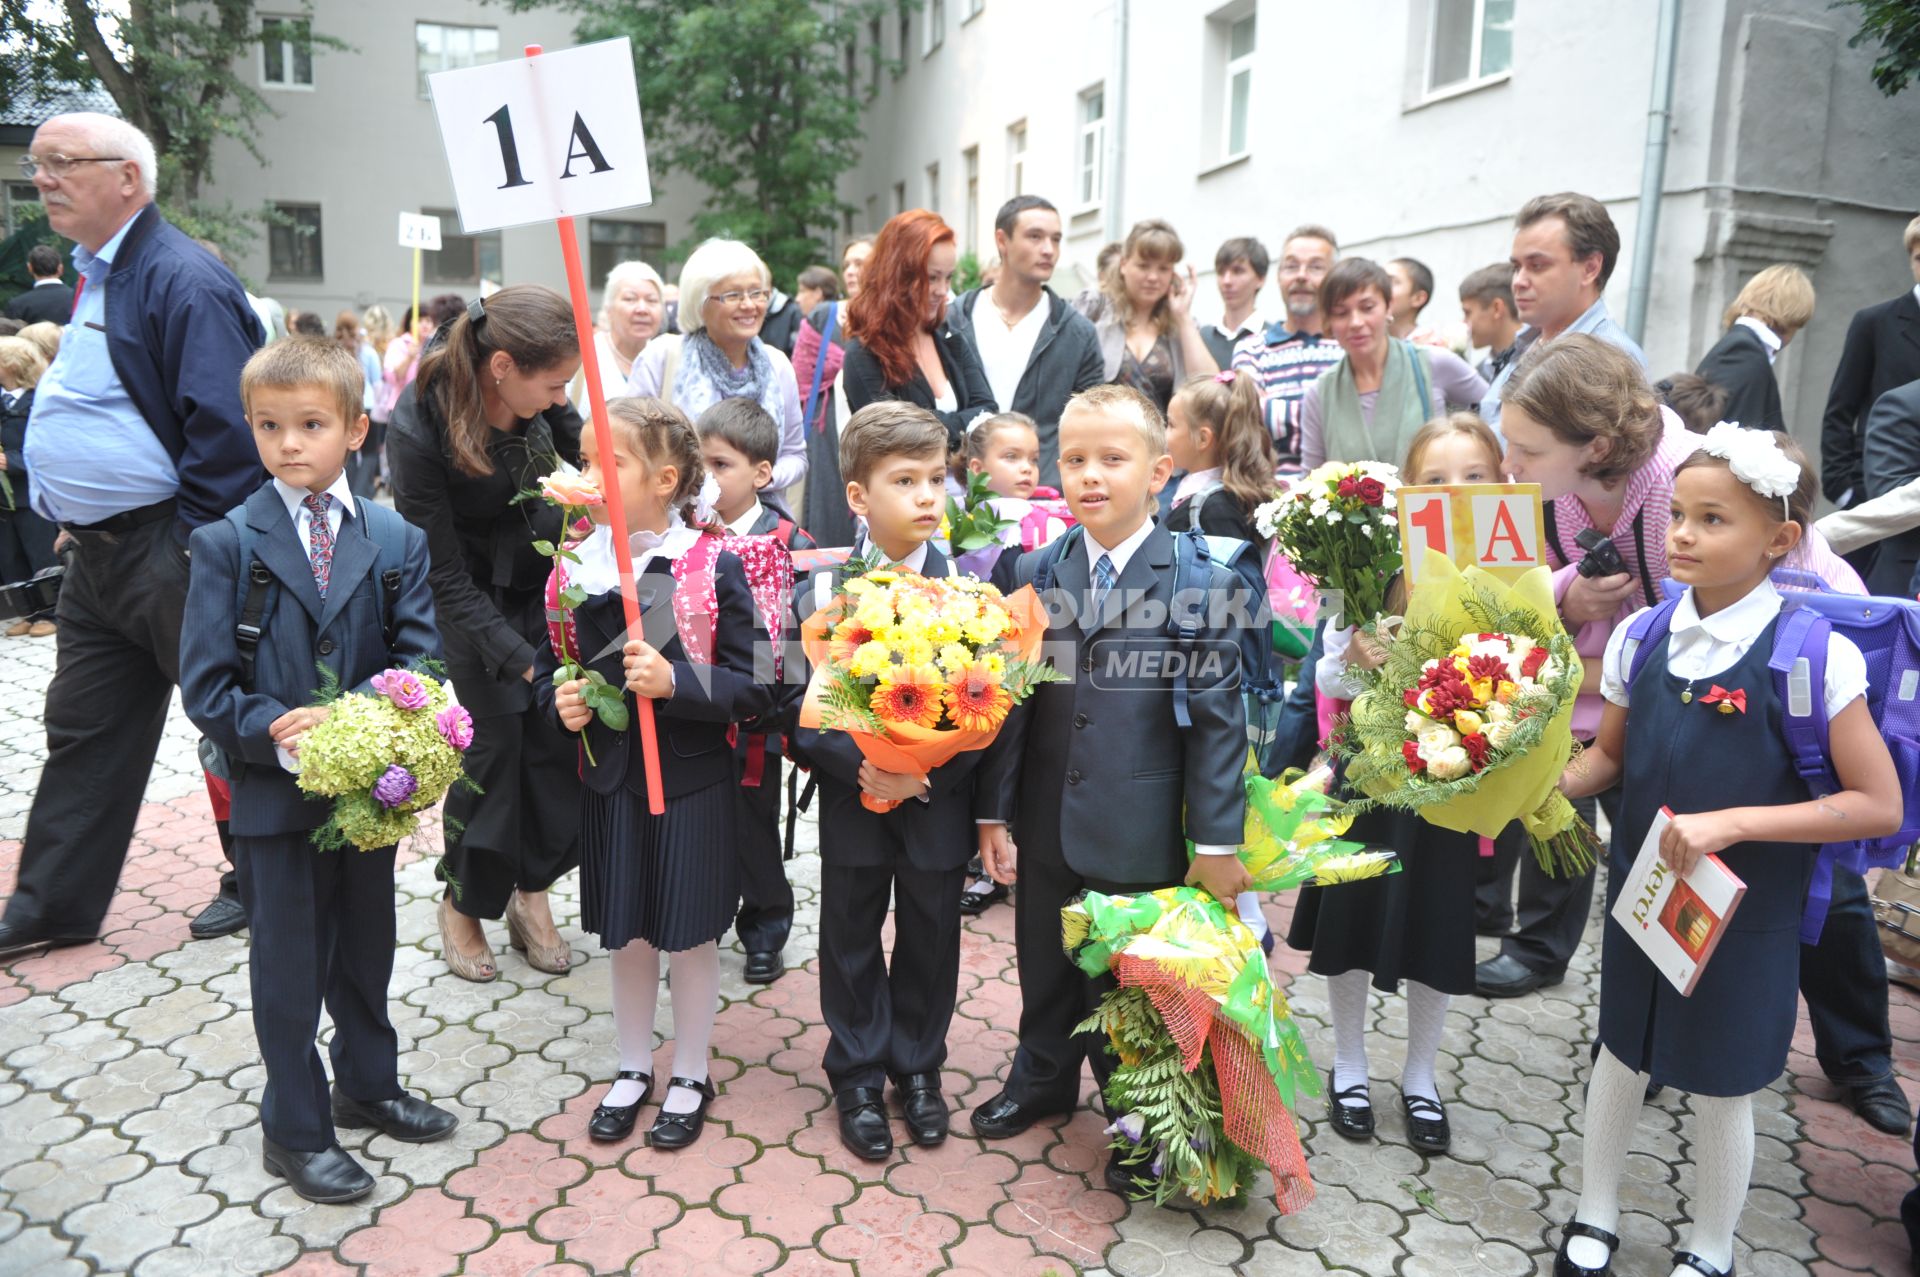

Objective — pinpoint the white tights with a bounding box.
[603,938,722,1114]
[1325,969,1451,1107]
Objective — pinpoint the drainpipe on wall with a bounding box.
[1625,0,1682,345]
[1105,0,1129,244]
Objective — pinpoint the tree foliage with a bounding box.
[514,0,909,285]
[1838,0,1920,96]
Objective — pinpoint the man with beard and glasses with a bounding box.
[1231,224,1342,473]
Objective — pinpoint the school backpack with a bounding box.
[1622,570,1920,942]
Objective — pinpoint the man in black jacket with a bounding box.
[4,245,75,325]
[945,196,1104,487]
[1695,264,1815,435]
[1821,216,1920,509]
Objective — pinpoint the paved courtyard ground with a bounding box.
[1,630,1916,1276]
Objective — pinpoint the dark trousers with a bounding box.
[1005,838,1169,1110]
[818,857,965,1093]
[0,501,58,588]
[438,698,582,920]
[234,832,400,1150]
[1800,866,1895,1085]
[733,755,793,954]
[4,516,231,934]
[1481,785,1622,975]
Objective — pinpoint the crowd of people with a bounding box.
[8,108,1920,1277]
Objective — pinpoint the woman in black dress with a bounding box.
[388,286,585,982]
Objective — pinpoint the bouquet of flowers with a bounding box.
[1332,551,1598,877]
[1254,461,1401,628]
[1064,769,1398,1209]
[296,666,475,852]
[798,567,1060,811]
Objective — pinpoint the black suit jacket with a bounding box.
[1823,291,1920,504]
[1859,379,1920,594]
[4,282,73,325]
[1695,324,1784,433]
[841,325,997,449]
[973,523,1249,885]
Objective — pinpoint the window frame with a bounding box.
[1075,85,1107,212]
[962,145,980,255]
[964,0,985,22]
[416,20,502,101]
[1006,119,1027,197]
[588,218,669,289]
[259,15,315,92]
[1422,0,1514,100]
[1221,12,1255,161]
[3,182,42,238]
[925,161,940,214]
[420,205,503,287]
[268,202,324,281]
[923,0,946,55]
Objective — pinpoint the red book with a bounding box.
[1609,807,1747,996]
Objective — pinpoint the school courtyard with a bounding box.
[0,633,1914,1277]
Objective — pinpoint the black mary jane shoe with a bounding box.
[648,1076,718,1150]
[1552,1221,1620,1277]
[1671,1251,1734,1277]
[587,1070,654,1143]
[896,1073,948,1146]
[1401,1092,1450,1155]
[958,881,1009,916]
[1326,1070,1374,1141]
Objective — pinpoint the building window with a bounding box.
[963,147,980,255]
[417,22,501,99]
[924,0,945,54]
[589,219,668,286]
[892,182,907,216]
[1223,13,1255,158]
[1427,0,1514,95]
[925,162,940,214]
[260,16,314,90]
[965,0,984,19]
[869,18,882,95]
[1076,85,1106,208]
[3,182,41,237]
[268,203,323,280]
[421,206,503,286]
[896,2,911,64]
[1007,120,1027,196]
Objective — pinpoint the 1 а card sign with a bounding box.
[1397,484,1545,584]
[427,38,652,234]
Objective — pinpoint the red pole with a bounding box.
[526,42,665,815]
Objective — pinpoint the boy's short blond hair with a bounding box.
[1722,264,1815,334]
[838,401,948,485]
[240,337,364,425]
[1059,382,1167,455]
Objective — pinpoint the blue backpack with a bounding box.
[1622,569,1920,942]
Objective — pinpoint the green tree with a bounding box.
[513,0,909,284]
[0,1,343,248]
[1838,0,1920,96]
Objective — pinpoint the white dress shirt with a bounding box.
[725,498,766,537]
[272,472,357,772]
[1734,316,1783,365]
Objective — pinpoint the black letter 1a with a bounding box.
[483,104,532,189]
[559,112,612,179]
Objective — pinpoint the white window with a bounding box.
[963,147,980,255]
[924,0,946,54]
[925,162,940,213]
[1007,120,1027,197]
[417,22,501,99]
[1223,13,1255,158]
[268,203,323,279]
[260,16,313,90]
[965,0,985,19]
[1076,86,1106,209]
[1427,0,1514,96]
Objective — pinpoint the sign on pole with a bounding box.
[397,211,443,251]
[1397,483,1546,585]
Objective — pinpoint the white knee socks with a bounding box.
[606,939,662,1106]
[1567,1046,1651,1268]
[1400,981,1449,1105]
[1673,1093,1752,1275]
[1326,969,1373,1105]
[661,941,721,1115]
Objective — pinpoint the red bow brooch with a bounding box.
[1700,685,1747,715]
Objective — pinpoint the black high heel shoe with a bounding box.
[588,1070,654,1143]
[648,1076,718,1150]
[1326,1068,1374,1140]
[1553,1221,1620,1277]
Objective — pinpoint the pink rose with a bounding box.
[540,470,603,508]
[436,704,475,751]
[371,669,430,711]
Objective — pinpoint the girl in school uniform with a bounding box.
[1554,427,1900,1277]
[1161,368,1275,546]
[540,397,772,1151]
[1287,412,1506,1158]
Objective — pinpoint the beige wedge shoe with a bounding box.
[438,894,497,982]
[504,891,571,974]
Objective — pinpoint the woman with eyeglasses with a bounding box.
[626,238,807,493]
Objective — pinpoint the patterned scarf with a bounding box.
[675,329,774,419]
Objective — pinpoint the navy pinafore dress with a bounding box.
[1599,616,1817,1097]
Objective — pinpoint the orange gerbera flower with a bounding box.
[946,663,1013,732]
[870,665,945,730]
[830,619,875,663]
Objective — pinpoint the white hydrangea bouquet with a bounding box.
[1254,461,1401,629]
[295,666,476,852]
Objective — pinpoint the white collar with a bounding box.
[1173,467,1222,504]
[888,540,932,573]
[569,522,702,597]
[1734,316,1783,363]
[725,498,765,537]
[1212,311,1266,339]
[1085,517,1157,578]
[272,472,356,525]
[1669,577,1781,645]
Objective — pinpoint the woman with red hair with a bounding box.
[841,209,996,448]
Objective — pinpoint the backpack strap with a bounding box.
[775,515,796,547]
[358,504,413,653]
[1621,596,1685,690]
[1408,343,1432,421]
[1770,604,1836,796]
[1542,500,1566,570]
[1029,524,1084,597]
[1169,527,1214,730]
[805,305,838,433]
[224,507,276,690]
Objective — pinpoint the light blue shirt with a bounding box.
[1479,297,1647,432]
[24,213,181,524]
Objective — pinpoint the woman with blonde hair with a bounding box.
[1073,218,1217,412]
[1694,264,1815,434]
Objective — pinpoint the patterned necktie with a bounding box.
[303,492,334,599]
[1091,552,1116,620]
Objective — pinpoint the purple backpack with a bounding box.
[1623,570,1920,942]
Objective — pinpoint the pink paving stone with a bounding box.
[537,1166,678,1274]
[1805,1197,1911,1271]
[446,1132,591,1228]
[715,1145,857,1242]
[718,1066,830,1147]
[462,1230,560,1277]
[760,1251,857,1277]
[620,1130,754,1207]
[634,1206,778,1277]
[890,1143,1021,1224]
[269,1255,359,1277]
[817,1184,964,1277]
[768,1024,834,1079]
[936,1221,1051,1277]
[713,999,807,1068]
[339,1187,494,1277]
[997,1161,1126,1266]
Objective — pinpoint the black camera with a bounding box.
[1573,528,1627,579]
[0,566,64,620]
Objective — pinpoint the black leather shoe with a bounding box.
[1474,953,1564,998]
[0,920,94,962]
[1102,1147,1150,1200]
[1553,1221,1619,1277]
[331,1088,458,1143]
[743,950,784,985]
[958,881,1009,915]
[262,1138,375,1203]
[188,894,248,940]
[896,1073,947,1146]
[1327,1069,1374,1140]
[969,1090,1074,1140]
[1838,1075,1913,1135]
[1402,1092,1450,1154]
[1671,1250,1733,1277]
[837,1086,893,1161]
[588,1070,654,1143]
[648,1076,717,1150]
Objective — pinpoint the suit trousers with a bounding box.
[818,856,966,1094]
[233,832,401,1150]
[733,757,794,954]
[4,516,231,934]
[1799,866,1896,1085]
[1486,784,1622,975]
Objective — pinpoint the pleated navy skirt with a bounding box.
[581,779,740,952]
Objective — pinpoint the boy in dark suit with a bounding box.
[964,382,1253,1199]
[180,339,454,1204]
[698,398,818,986]
[791,401,984,1162]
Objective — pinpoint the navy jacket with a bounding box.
[1822,290,1920,505]
[96,205,267,537]
[180,484,442,837]
[1695,324,1784,434]
[4,281,74,326]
